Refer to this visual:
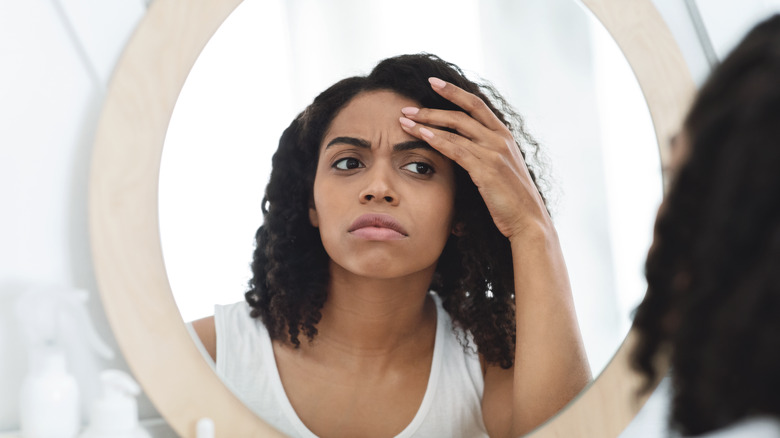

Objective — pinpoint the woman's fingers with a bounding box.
[399,77,514,153]
[400,106,490,143]
[400,116,544,240]
[427,77,507,133]
[398,78,552,241]
[399,117,483,170]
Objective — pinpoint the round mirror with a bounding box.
[89,0,694,435]
[160,0,660,380]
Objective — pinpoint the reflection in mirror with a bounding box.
[159,0,660,432]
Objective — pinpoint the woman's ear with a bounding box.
[309,206,319,228]
[452,222,465,236]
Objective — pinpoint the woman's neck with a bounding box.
[309,261,437,360]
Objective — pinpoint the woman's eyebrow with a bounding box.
[393,140,436,153]
[325,136,371,149]
[325,137,438,155]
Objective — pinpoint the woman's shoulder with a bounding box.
[190,300,255,362]
[191,315,216,361]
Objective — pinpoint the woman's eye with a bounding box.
[402,162,434,175]
[333,157,364,170]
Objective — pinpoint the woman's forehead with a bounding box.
[335,90,418,121]
[322,91,420,144]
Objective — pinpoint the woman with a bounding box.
[194,53,590,437]
[632,15,780,438]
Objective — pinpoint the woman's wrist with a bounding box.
[507,219,558,248]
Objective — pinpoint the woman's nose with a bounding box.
[363,193,396,203]
[359,167,399,205]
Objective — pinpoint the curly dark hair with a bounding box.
[631,15,780,435]
[245,53,549,369]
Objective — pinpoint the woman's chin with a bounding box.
[329,258,437,283]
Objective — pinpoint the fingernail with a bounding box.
[428,77,446,89]
[401,107,419,116]
[399,117,416,128]
[419,127,434,139]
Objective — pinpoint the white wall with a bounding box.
[0,0,168,433]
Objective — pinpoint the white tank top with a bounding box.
[214,293,489,437]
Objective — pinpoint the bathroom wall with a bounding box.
[0,0,162,433]
[0,0,777,436]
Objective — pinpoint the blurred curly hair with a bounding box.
[246,53,549,369]
[631,14,780,435]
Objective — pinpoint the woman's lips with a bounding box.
[348,214,408,240]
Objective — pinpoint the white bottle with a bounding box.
[19,346,80,438]
[79,370,151,438]
[16,286,115,438]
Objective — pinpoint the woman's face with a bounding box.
[309,90,457,280]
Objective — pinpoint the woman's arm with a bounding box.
[479,223,590,438]
[503,228,591,435]
[399,78,591,437]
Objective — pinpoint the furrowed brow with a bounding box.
[393,140,438,154]
[325,136,371,149]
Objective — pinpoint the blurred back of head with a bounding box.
[632,14,780,436]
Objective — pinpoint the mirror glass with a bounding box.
[159,0,660,412]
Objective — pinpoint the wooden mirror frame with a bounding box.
[89,0,694,436]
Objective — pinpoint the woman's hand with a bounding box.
[398,77,551,242]
[401,78,590,436]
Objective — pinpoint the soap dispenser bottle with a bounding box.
[19,345,80,438]
[16,286,114,438]
[79,370,151,438]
